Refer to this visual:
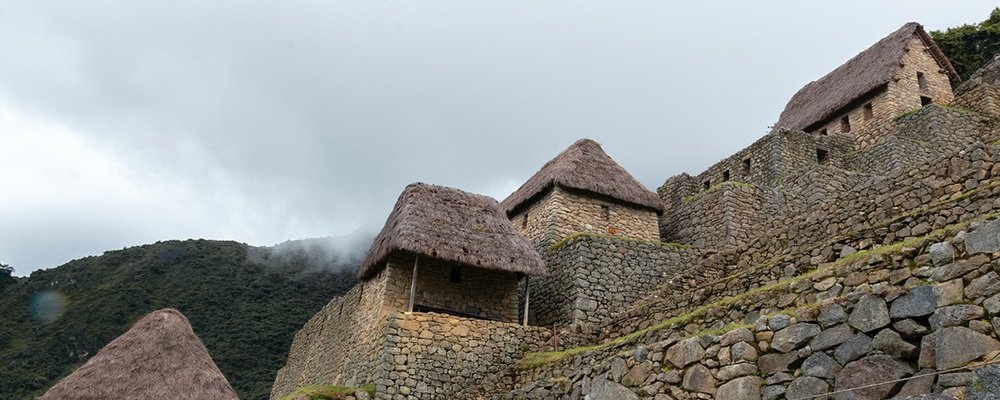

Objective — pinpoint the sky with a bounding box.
[1,1,996,276]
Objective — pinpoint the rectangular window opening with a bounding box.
[521,213,528,229]
[921,96,933,106]
[741,158,751,176]
[722,170,730,182]
[840,116,851,133]
[817,148,829,165]
[600,204,610,221]
[864,103,874,120]
[449,267,462,283]
[917,71,927,90]
[703,180,711,190]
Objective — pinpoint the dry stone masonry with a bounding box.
[273,24,1000,400]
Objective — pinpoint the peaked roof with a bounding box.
[776,22,960,132]
[359,183,546,280]
[40,309,239,400]
[500,139,664,215]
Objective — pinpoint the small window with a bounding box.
[819,128,828,136]
[864,103,874,120]
[521,213,528,229]
[741,158,751,176]
[722,170,730,181]
[703,180,711,190]
[600,204,610,221]
[449,267,461,283]
[817,148,829,165]
[917,71,927,90]
[840,116,851,133]
[921,96,933,106]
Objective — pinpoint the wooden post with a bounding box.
[523,275,530,326]
[408,256,419,313]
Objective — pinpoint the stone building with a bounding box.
[359,182,547,323]
[775,22,960,147]
[271,183,551,399]
[501,138,664,244]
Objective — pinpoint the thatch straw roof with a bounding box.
[40,309,238,400]
[359,183,546,280]
[500,139,663,216]
[776,22,960,132]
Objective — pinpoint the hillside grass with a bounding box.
[279,384,376,400]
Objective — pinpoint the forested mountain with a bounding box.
[0,239,362,400]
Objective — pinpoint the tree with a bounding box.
[0,263,14,287]
[931,7,1000,81]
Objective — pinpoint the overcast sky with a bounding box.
[1,1,996,276]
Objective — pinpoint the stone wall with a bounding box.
[661,101,990,256]
[660,182,784,250]
[659,130,854,249]
[612,139,1000,342]
[383,254,520,323]
[511,186,660,245]
[271,269,391,398]
[669,129,855,196]
[508,217,1000,399]
[527,235,702,331]
[376,312,550,400]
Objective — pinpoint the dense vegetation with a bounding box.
[0,239,359,400]
[932,7,1000,81]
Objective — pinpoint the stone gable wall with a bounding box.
[528,236,702,331]
[375,312,551,400]
[814,36,956,148]
[511,186,660,245]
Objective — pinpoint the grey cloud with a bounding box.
[0,1,995,275]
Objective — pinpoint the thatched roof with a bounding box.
[776,22,960,132]
[40,309,238,400]
[359,183,546,280]
[500,139,663,215]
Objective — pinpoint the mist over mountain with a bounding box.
[0,238,359,400]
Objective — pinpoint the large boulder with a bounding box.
[849,296,890,333]
[936,326,1000,370]
[833,355,912,400]
[771,323,822,353]
[716,376,762,400]
[664,337,704,368]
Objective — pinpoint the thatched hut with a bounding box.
[40,308,238,400]
[359,182,546,323]
[501,138,663,243]
[776,22,959,143]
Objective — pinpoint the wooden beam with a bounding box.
[408,256,419,313]
[522,276,530,326]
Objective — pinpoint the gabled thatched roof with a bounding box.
[359,183,546,280]
[500,139,663,215]
[40,309,238,400]
[776,22,960,132]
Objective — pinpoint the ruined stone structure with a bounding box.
[275,22,1000,400]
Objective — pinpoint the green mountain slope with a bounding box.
[0,239,359,400]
